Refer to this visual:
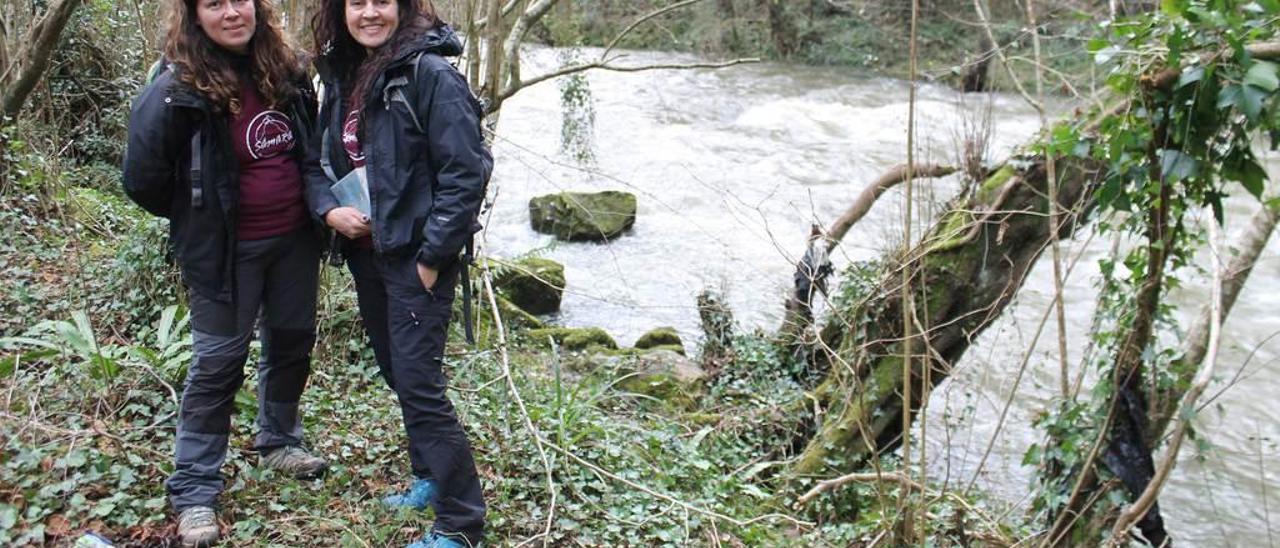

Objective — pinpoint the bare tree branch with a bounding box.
[824,164,957,253]
[797,471,922,505]
[498,0,561,110]
[970,0,1041,111]
[0,0,84,120]
[603,0,710,60]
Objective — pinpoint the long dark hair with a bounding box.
[163,0,303,114]
[311,0,440,106]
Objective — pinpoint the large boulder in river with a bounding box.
[634,327,685,355]
[529,191,637,242]
[491,257,565,315]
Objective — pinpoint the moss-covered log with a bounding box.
[790,151,1104,476]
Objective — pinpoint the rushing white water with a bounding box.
[485,46,1278,545]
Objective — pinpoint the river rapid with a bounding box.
[484,46,1278,546]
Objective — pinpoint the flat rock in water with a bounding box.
[528,191,637,242]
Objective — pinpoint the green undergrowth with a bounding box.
[0,187,820,546]
[0,161,1030,545]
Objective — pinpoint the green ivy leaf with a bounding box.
[1159,149,1198,182]
[1161,0,1189,16]
[1217,84,1242,110]
[1224,157,1269,198]
[1095,45,1122,65]
[1241,85,1266,121]
[1244,61,1279,92]
[1177,65,1204,89]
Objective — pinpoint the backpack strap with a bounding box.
[319,90,344,183]
[189,130,204,209]
[384,51,426,134]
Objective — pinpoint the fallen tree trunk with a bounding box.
[790,149,1105,475]
[790,40,1280,481]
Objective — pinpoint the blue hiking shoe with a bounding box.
[406,532,472,548]
[382,478,438,510]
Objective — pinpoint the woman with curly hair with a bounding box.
[307,0,489,546]
[122,1,323,545]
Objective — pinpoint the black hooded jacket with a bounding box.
[122,65,318,303]
[305,25,491,269]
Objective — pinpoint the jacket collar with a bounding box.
[316,24,462,83]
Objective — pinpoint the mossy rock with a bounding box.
[613,349,707,410]
[491,295,545,329]
[527,327,618,352]
[634,327,684,354]
[490,257,565,315]
[528,191,637,242]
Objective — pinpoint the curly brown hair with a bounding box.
[162,0,304,115]
[311,0,439,108]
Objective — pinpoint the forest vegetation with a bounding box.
[1,0,1278,546]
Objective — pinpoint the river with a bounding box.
[484,46,1278,546]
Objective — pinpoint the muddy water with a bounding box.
[485,46,1277,545]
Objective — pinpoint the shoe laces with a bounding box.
[181,506,215,528]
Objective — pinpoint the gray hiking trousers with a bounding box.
[167,228,320,512]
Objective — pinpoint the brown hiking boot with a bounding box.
[177,506,219,548]
[260,445,328,479]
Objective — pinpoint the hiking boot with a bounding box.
[177,506,219,548]
[406,532,472,548]
[260,445,328,479]
[382,478,439,510]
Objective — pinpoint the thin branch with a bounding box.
[824,164,957,253]
[479,256,558,546]
[603,0,710,60]
[797,471,922,505]
[971,0,1042,111]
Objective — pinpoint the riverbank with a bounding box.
[527,0,1100,93]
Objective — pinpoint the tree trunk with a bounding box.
[0,0,84,121]
[789,149,1104,476]
[962,33,994,92]
[763,0,796,57]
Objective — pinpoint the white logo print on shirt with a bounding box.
[342,110,365,163]
[245,110,295,160]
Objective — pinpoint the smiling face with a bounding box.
[345,0,400,51]
[196,0,257,53]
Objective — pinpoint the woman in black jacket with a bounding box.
[308,1,490,546]
[122,1,323,545]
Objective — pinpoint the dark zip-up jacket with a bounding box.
[305,25,490,269]
[122,66,318,303]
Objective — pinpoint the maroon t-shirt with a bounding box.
[231,79,306,240]
[342,105,373,249]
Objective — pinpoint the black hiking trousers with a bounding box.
[168,227,320,512]
[347,247,486,545]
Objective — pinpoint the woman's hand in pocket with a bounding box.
[416,262,438,291]
[324,207,371,239]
